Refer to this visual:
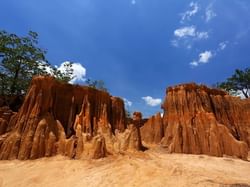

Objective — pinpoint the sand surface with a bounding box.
[0,147,250,187]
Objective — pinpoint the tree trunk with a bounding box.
[10,63,21,95]
[241,90,249,98]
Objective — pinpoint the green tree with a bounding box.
[0,30,49,95]
[217,68,250,98]
[53,61,74,83]
[85,78,108,92]
[0,30,74,96]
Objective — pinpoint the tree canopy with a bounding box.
[0,30,49,95]
[217,68,250,98]
[52,61,74,83]
[0,30,74,96]
[85,78,108,92]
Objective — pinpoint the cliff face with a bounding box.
[0,76,132,160]
[140,112,164,144]
[161,83,250,159]
[1,77,249,160]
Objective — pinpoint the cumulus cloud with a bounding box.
[142,96,162,107]
[38,61,54,74]
[38,61,86,84]
[123,98,133,107]
[58,61,86,84]
[181,2,199,22]
[174,26,196,38]
[173,26,208,48]
[199,51,213,63]
[190,61,199,67]
[205,3,216,22]
[190,41,229,67]
[190,50,213,67]
[174,26,208,39]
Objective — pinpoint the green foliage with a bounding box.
[0,30,49,95]
[85,78,108,92]
[125,110,131,119]
[217,68,250,98]
[53,61,74,83]
[0,30,74,96]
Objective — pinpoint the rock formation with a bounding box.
[0,76,145,160]
[0,118,7,135]
[123,112,143,151]
[0,76,128,160]
[1,77,249,160]
[141,112,164,144]
[161,83,250,159]
[0,107,15,135]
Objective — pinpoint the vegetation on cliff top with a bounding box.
[0,30,75,95]
[0,30,108,97]
[217,68,250,98]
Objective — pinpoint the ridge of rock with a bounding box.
[140,112,164,144]
[0,76,143,160]
[161,83,250,159]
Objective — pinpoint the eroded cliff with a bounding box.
[140,112,164,144]
[0,76,143,160]
[1,78,249,160]
[161,83,250,159]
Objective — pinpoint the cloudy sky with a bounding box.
[1,0,250,117]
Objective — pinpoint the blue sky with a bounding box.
[1,0,250,117]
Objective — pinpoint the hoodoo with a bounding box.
[161,83,250,159]
[0,76,128,160]
[0,78,249,160]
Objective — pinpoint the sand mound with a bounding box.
[0,147,249,187]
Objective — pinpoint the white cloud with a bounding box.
[131,0,136,5]
[174,26,208,39]
[38,61,54,74]
[142,96,162,107]
[174,26,196,38]
[205,4,216,22]
[173,26,209,48]
[181,2,199,22]
[197,32,209,39]
[190,61,199,67]
[58,61,86,84]
[190,50,213,67]
[218,41,228,51]
[38,61,86,84]
[123,98,132,107]
[199,51,213,63]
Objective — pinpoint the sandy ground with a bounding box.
[0,147,250,187]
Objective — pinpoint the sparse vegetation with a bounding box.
[216,68,250,98]
[85,78,108,92]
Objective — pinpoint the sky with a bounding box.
[1,0,250,117]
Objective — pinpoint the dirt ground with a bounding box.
[0,147,249,187]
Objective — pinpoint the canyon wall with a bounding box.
[0,76,143,160]
[140,112,164,144]
[1,77,249,160]
[161,83,250,159]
